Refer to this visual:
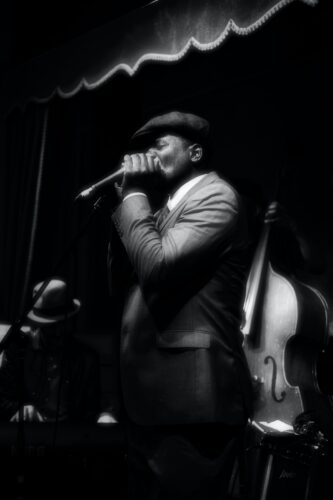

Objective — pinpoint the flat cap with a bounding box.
[129,110,210,150]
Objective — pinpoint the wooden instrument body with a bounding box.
[244,263,330,427]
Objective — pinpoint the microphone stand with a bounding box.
[0,196,107,500]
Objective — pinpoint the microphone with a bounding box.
[75,166,124,201]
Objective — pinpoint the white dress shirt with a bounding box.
[167,174,207,210]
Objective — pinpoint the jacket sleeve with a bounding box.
[112,183,244,292]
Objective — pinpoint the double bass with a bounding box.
[242,202,333,436]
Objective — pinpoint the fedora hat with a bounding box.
[129,110,210,151]
[27,278,81,325]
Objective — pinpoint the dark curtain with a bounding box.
[0,104,48,322]
[26,76,143,335]
[0,73,143,334]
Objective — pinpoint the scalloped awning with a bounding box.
[3,0,317,112]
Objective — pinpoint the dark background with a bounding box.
[1,0,333,334]
[0,2,332,497]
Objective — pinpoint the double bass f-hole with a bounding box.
[264,355,286,403]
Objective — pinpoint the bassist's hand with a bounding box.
[10,404,45,422]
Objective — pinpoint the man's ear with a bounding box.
[189,144,203,163]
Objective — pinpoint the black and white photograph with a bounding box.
[1,1,333,499]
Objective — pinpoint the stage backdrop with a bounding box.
[2,0,318,113]
[1,0,332,339]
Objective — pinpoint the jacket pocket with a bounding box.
[156,330,211,349]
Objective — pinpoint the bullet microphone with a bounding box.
[75,165,124,201]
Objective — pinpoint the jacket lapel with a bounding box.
[158,171,220,233]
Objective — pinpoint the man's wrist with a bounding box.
[122,190,148,202]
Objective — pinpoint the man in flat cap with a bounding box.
[108,110,253,499]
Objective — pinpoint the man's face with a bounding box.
[30,322,65,343]
[146,134,193,191]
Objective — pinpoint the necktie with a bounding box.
[157,203,170,228]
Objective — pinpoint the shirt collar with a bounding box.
[167,174,207,211]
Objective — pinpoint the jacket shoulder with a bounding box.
[188,172,241,209]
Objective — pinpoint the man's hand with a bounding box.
[96,411,118,425]
[264,201,288,225]
[121,153,165,198]
[10,404,45,422]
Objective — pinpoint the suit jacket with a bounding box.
[109,171,253,425]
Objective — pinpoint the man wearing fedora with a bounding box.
[108,110,253,499]
[0,278,100,423]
